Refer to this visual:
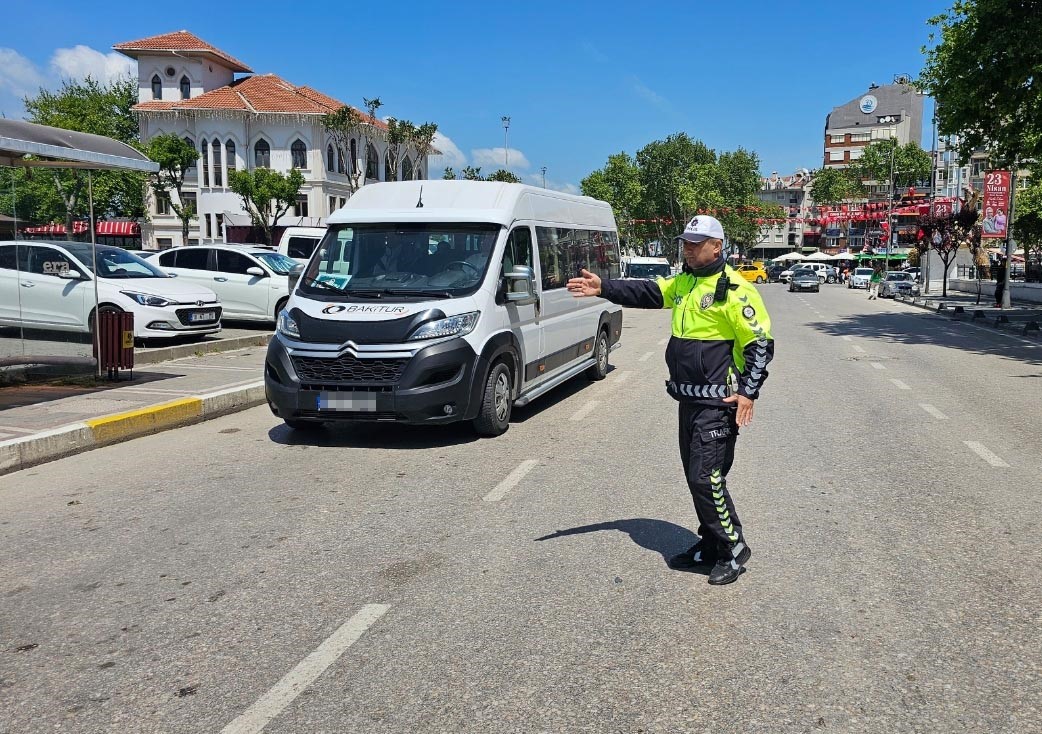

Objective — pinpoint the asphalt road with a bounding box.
[2,283,1041,733]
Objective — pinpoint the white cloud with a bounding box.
[50,46,135,84]
[0,48,47,98]
[524,173,579,195]
[471,147,530,170]
[626,74,671,111]
[428,131,467,170]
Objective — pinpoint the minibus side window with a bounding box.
[502,227,534,296]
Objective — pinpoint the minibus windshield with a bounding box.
[300,223,501,298]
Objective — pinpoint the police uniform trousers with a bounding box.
[678,402,743,553]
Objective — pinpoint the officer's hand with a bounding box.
[723,394,755,427]
[567,269,601,298]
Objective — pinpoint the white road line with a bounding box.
[638,351,654,362]
[919,403,949,420]
[841,335,853,342]
[964,441,1010,468]
[570,400,600,422]
[890,379,912,391]
[657,337,669,346]
[0,425,35,434]
[220,604,389,734]
[852,344,866,353]
[483,460,540,502]
[870,362,886,370]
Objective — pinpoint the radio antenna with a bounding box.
[416,185,424,208]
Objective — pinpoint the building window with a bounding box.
[329,196,337,213]
[339,197,346,208]
[366,144,379,180]
[828,150,844,162]
[254,139,270,169]
[216,213,224,240]
[350,139,357,175]
[830,134,845,144]
[294,195,309,218]
[851,132,871,142]
[385,152,394,181]
[157,237,173,248]
[212,138,223,187]
[151,75,162,100]
[183,137,196,175]
[205,213,212,239]
[337,148,345,174]
[155,192,171,215]
[226,140,236,175]
[415,167,423,180]
[180,75,190,100]
[849,148,863,160]
[201,139,209,186]
[402,156,413,181]
[326,145,335,172]
[291,139,307,169]
[182,191,197,216]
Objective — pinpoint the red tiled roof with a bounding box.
[114,31,253,73]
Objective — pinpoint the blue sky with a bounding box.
[1,0,949,192]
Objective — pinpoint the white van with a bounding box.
[264,181,624,436]
[622,256,671,280]
[276,226,326,264]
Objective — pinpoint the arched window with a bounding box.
[151,75,162,100]
[291,139,307,169]
[366,144,379,181]
[350,139,357,175]
[415,167,423,181]
[384,152,394,182]
[212,138,223,187]
[180,75,190,99]
[326,145,335,172]
[183,137,196,174]
[225,140,236,175]
[337,148,345,174]
[254,139,270,169]
[402,156,413,181]
[201,139,209,186]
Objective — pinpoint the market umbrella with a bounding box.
[775,252,806,262]
[803,251,832,261]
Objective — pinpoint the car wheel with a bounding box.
[473,361,513,437]
[818,276,826,284]
[755,276,765,284]
[284,418,325,431]
[585,329,609,381]
[827,276,836,284]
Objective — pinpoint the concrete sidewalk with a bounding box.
[894,291,1042,339]
[0,346,268,476]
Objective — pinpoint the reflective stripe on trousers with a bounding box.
[678,402,743,554]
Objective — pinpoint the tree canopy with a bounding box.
[145,133,199,244]
[809,167,861,206]
[850,140,932,191]
[228,168,304,245]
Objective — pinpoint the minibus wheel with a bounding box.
[586,330,609,381]
[473,361,512,436]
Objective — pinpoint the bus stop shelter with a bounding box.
[0,119,158,372]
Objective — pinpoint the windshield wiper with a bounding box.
[381,289,453,298]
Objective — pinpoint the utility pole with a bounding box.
[501,116,510,170]
[1003,163,1017,309]
[886,140,896,274]
[541,166,547,189]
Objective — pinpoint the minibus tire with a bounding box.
[473,361,513,436]
[586,330,609,381]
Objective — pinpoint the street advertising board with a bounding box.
[981,170,1011,239]
[932,199,953,218]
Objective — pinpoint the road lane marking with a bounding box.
[657,337,669,346]
[919,404,949,420]
[870,362,886,370]
[852,344,866,353]
[841,336,853,342]
[890,379,911,390]
[638,351,654,362]
[0,425,35,434]
[570,400,600,422]
[964,441,1009,467]
[484,460,540,502]
[220,604,389,734]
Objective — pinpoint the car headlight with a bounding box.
[408,311,480,341]
[277,309,300,339]
[121,291,173,307]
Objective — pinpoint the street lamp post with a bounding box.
[501,116,511,170]
[541,166,547,189]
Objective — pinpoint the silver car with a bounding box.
[788,270,820,292]
[878,271,918,298]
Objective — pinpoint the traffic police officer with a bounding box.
[567,215,774,585]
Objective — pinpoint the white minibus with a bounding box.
[264,181,624,436]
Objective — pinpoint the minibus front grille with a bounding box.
[291,355,409,384]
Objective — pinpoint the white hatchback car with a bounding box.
[0,240,222,339]
[150,244,299,323]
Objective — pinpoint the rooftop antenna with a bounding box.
[416,185,424,208]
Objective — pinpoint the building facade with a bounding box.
[114,31,429,249]
[823,82,924,171]
[753,169,818,259]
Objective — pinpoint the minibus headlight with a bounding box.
[277,309,300,339]
[408,311,480,341]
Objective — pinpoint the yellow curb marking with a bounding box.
[86,397,202,444]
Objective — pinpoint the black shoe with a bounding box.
[707,542,752,585]
[667,540,718,569]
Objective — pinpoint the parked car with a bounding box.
[848,267,875,289]
[0,240,221,339]
[788,270,820,292]
[276,226,326,264]
[735,263,768,284]
[151,244,300,323]
[878,270,918,298]
[767,263,787,282]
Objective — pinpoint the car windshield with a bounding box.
[300,223,501,298]
[627,264,671,278]
[855,268,874,276]
[886,272,912,281]
[253,252,299,275]
[795,271,816,278]
[65,244,168,279]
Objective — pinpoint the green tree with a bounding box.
[321,105,364,192]
[18,76,145,238]
[850,140,931,191]
[228,168,304,245]
[144,133,199,245]
[580,153,643,243]
[1014,182,1042,268]
[715,148,775,252]
[809,167,860,206]
[485,169,522,183]
[460,166,483,181]
[919,0,1042,166]
[442,167,457,180]
[360,97,383,183]
[384,117,415,182]
[636,133,716,239]
[408,123,439,180]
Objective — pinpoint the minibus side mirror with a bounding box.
[287,264,305,293]
[504,265,537,305]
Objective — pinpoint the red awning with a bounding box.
[23,220,139,236]
[24,221,89,235]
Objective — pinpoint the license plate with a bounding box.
[317,392,377,411]
[189,311,215,323]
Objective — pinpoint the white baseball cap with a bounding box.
[676,215,725,244]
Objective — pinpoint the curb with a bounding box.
[136,333,272,365]
[0,380,267,477]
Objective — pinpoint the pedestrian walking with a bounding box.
[994,256,1007,308]
[868,265,883,299]
[566,215,775,585]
